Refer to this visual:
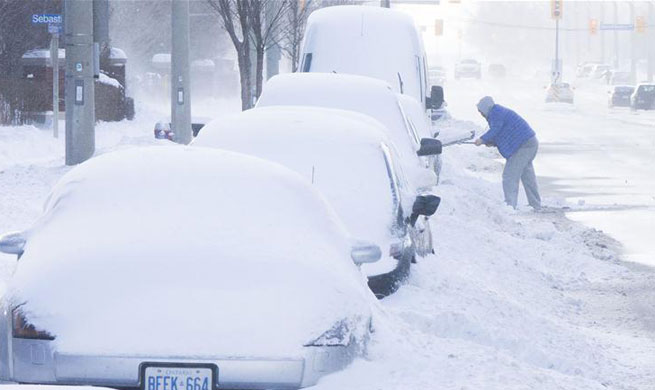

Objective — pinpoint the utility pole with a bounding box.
[629,1,636,84]
[551,0,563,82]
[600,2,605,64]
[49,32,59,138]
[649,2,654,82]
[64,0,95,165]
[171,0,192,144]
[613,1,619,69]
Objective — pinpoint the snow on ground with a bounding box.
[309,129,655,390]
[0,94,653,389]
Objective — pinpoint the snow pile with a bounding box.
[97,73,122,89]
[309,143,655,389]
[8,146,373,357]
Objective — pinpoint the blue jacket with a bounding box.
[480,104,535,159]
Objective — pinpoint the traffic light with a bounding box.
[551,0,563,20]
[589,18,598,35]
[434,19,444,36]
[636,16,646,33]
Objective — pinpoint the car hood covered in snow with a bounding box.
[194,106,417,250]
[7,146,373,357]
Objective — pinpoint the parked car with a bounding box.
[630,83,655,110]
[454,59,482,79]
[608,85,635,108]
[193,106,441,297]
[300,6,434,111]
[545,82,574,104]
[0,146,379,388]
[487,63,506,79]
[256,73,442,181]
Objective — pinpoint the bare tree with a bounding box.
[279,0,314,72]
[279,0,360,73]
[207,0,254,110]
[249,0,290,97]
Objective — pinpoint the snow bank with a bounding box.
[308,138,655,389]
[8,146,373,357]
[97,73,122,89]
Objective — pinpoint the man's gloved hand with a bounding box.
[474,138,484,146]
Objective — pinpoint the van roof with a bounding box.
[302,6,425,102]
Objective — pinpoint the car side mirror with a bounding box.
[0,232,26,258]
[417,138,442,156]
[427,85,444,110]
[409,195,441,226]
[350,241,382,264]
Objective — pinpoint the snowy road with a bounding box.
[445,76,655,267]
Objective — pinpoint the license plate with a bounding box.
[141,363,217,390]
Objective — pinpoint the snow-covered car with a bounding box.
[0,146,379,389]
[256,73,442,181]
[193,106,441,297]
[630,83,655,110]
[454,59,481,79]
[545,82,574,104]
[395,93,442,179]
[608,85,634,108]
[300,6,433,110]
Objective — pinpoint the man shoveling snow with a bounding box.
[474,96,542,210]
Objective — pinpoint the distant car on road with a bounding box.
[428,65,447,86]
[454,59,481,79]
[609,71,631,85]
[590,64,612,79]
[193,106,441,297]
[608,85,635,108]
[545,82,574,104]
[487,63,506,79]
[0,146,378,389]
[630,83,655,110]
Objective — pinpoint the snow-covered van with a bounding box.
[299,6,443,112]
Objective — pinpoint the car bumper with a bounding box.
[6,338,357,389]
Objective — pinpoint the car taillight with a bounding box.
[12,308,54,340]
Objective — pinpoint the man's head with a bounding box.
[477,96,495,118]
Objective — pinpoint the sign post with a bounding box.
[33,14,63,138]
[49,33,59,138]
[551,0,563,83]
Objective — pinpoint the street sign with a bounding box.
[600,23,634,31]
[32,14,62,25]
[551,0,562,20]
[48,24,62,34]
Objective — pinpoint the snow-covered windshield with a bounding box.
[194,106,403,245]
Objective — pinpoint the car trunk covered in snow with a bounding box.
[6,146,373,357]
